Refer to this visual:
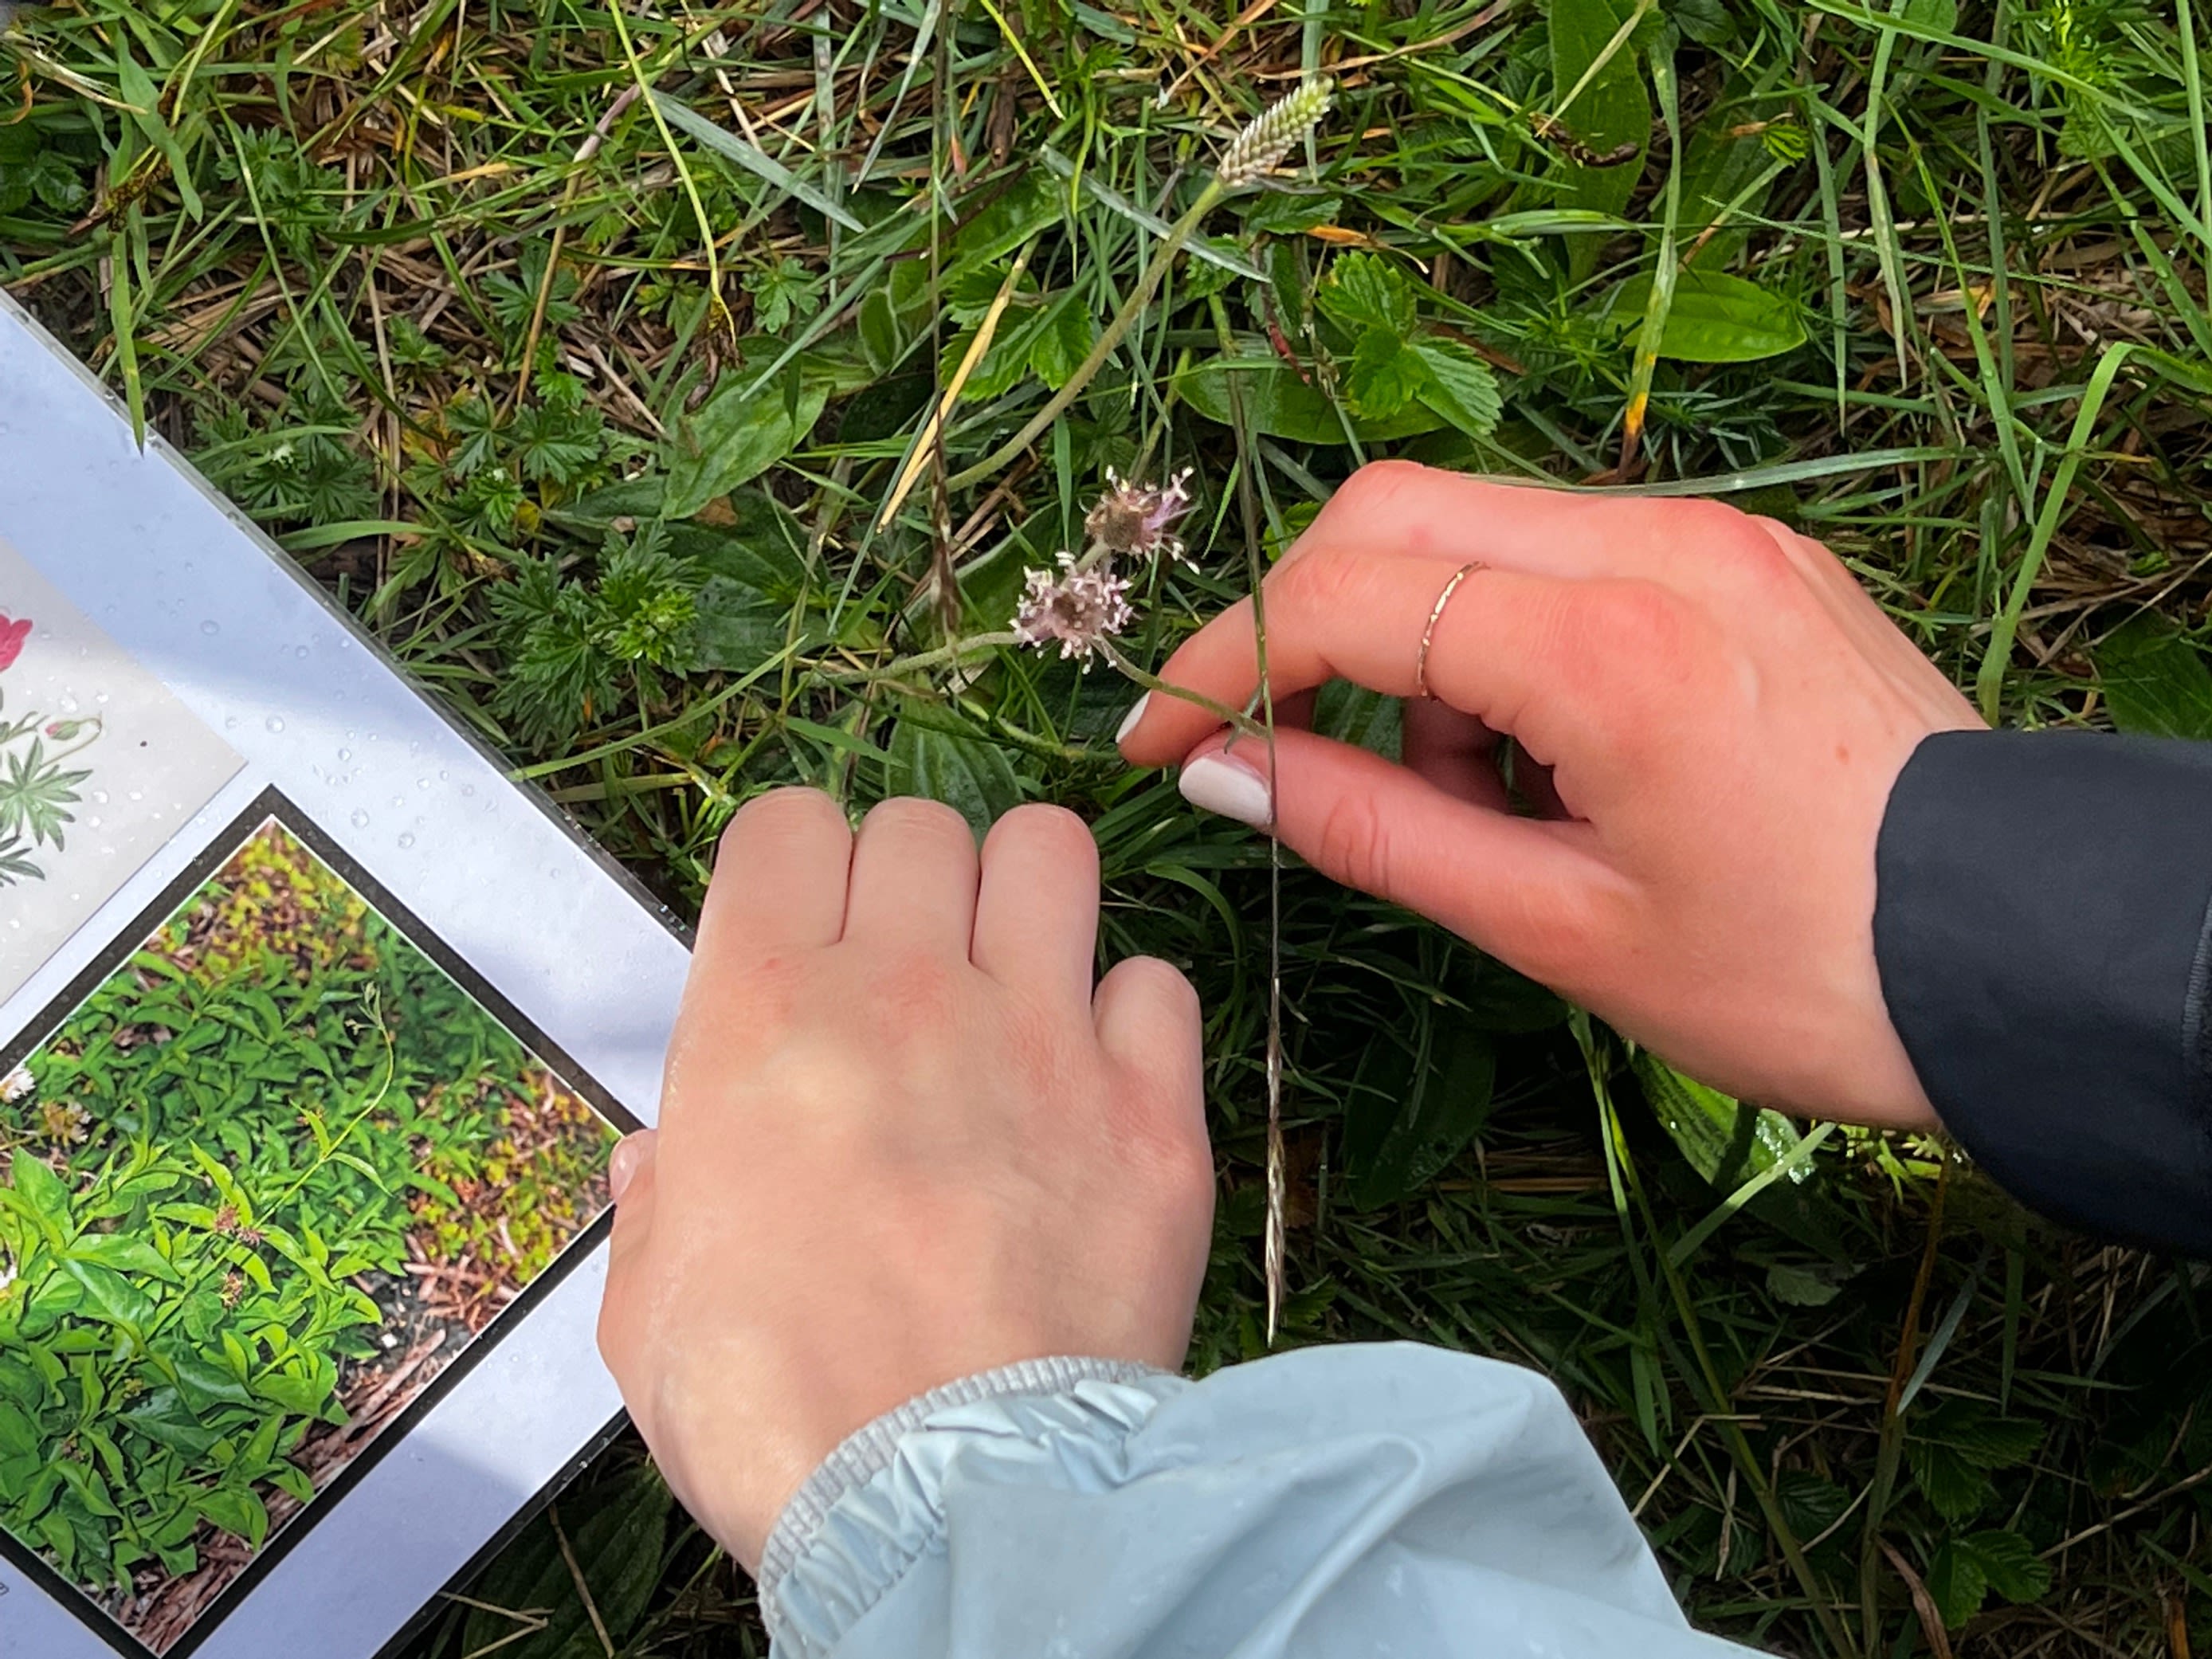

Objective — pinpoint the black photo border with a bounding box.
[0,785,641,1659]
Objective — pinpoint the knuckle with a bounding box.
[868,943,966,1030]
[987,800,1096,864]
[720,786,841,865]
[1116,955,1201,1022]
[865,794,976,849]
[1311,788,1400,899]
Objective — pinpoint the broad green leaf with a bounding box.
[1907,1441,1992,1522]
[66,1232,182,1284]
[1766,1261,1849,1306]
[1175,356,1446,444]
[663,378,830,520]
[1775,1469,1851,1539]
[2095,614,2212,739]
[253,1368,334,1416]
[8,1151,71,1233]
[120,1390,219,1459]
[1610,269,1806,362]
[1635,1053,1805,1189]
[1343,1022,1496,1209]
[1029,292,1096,390]
[688,578,790,675]
[1459,956,1571,1034]
[1546,0,1649,278]
[170,1350,257,1412]
[193,1484,268,1547]
[0,1400,37,1457]
[887,716,1024,837]
[61,1262,153,1333]
[1634,1053,1845,1256]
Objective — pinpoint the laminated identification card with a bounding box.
[0,293,688,1659]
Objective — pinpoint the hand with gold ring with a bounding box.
[1116,459,1984,1129]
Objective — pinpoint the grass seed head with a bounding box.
[1012,554,1135,665]
[1217,78,1335,189]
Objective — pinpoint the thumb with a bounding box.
[1176,726,1618,975]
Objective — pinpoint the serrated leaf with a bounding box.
[1907,1437,1994,1522]
[1916,1398,2044,1469]
[2096,614,2212,739]
[1411,338,1504,438]
[1345,327,1433,419]
[1961,1528,2051,1602]
[1926,1536,1988,1630]
[1175,355,1446,444]
[1029,293,1096,390]
[1316,252,1420,336]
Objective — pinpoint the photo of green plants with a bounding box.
[0,815,619,1654]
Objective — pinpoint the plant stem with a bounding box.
[945,179,1227,492]
[1098,643,1269,742]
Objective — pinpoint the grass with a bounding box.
[6,0,2212,1653]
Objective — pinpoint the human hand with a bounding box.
[1118,461,1983,1129]
[596,790,1211,1570]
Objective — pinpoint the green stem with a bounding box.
[1098,643,1269,743]
[944,180,1227,493]
[815,631,1026,683]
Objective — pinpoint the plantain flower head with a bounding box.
[1087,469,1195,564]
[1012,555,1135,665]
[1216,78,1334,190]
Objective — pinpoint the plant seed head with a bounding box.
[0,1063,33,1105]
[1216,78,1335,190]
[36,1099,88,1147]
[1087,468,1196,564]
[1012,554,1135,665]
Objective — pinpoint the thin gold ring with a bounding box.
[1414,560,1485,699]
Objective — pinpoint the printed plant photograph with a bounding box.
[0,814,619,1655]
[0,541,242,1006]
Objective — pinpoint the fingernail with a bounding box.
[1179,751,1274,828]
[1114,692,1150,747]
[608,1130,653,1202]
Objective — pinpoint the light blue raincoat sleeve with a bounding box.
[755,1342,1759,1658]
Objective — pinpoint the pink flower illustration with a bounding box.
[0,614,29,673]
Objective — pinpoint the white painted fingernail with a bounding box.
[1115,692,1151,746]
[1179,753,1273,827]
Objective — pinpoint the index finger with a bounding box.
[1117,464,1741,767]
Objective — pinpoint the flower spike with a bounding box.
[1216,78,1334,189]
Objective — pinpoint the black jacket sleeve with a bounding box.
[1874,729,2212,1256]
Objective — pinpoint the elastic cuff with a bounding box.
[756,1355,1168,1642]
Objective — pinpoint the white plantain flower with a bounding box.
[1216,78,1335,190]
